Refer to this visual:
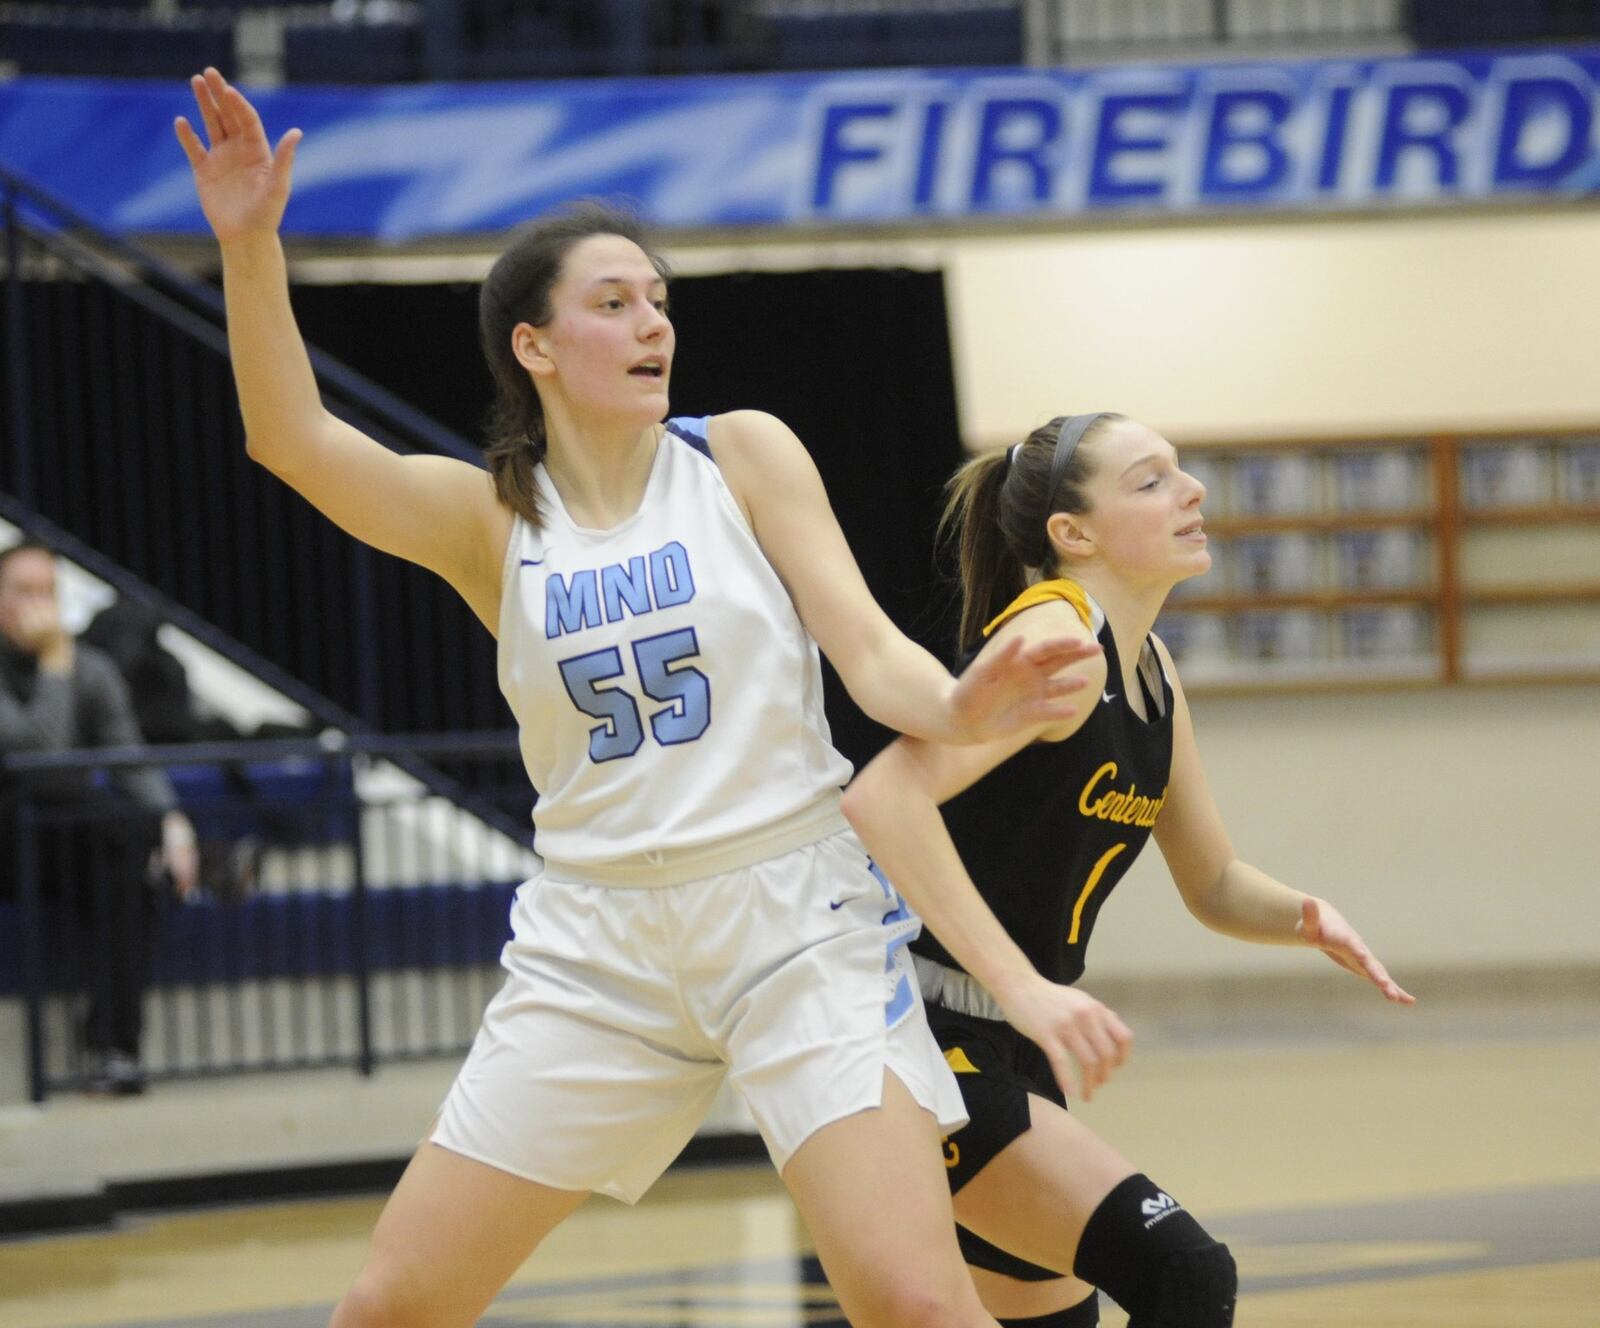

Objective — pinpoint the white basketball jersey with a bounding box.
[497,416,853,875]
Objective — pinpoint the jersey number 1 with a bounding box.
[1068,842,1127,944]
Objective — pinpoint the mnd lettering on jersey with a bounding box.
[545,541,696,639]
[1077,761,1166,829]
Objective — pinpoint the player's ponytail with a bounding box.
[940,415,1113,651]
[940,449,1027,654]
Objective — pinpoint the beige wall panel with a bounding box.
[1083,683,1600,977]
[946,209,1600,448]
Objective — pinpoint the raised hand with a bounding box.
[1001,976,1133,1103]
[949,633,1102,743]
[173,67,302,243]
[1297,896,1415,1004]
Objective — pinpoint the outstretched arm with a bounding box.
[175,70,508,629]
[710,410,1098,743]
[842,608,1134,1102]
[1149,640,1415,1004]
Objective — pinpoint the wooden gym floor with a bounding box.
[2,985,1596,1327]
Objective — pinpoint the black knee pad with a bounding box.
[999,1291,1099,1327]
[1147,1243,1237,1325]
[1072,1174,1236,1326]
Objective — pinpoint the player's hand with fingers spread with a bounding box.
[1296,896,1415,1004]
[948,633,1103,743]
[173,67,302,243]
[1000,975,1133,1103]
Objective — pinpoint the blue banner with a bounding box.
[2,50,1597,240]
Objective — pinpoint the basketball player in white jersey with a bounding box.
[176,69,1103,1328]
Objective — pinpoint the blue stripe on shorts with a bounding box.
[868,860,918,1028]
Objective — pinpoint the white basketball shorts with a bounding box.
[431,828,966,1203]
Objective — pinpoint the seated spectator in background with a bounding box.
[0,541,198,1096]
[84,597,324,902]
[82,598,207,746]
[83,598,255,747]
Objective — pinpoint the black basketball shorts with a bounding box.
[927,1003,1066,1193]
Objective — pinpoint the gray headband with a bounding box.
[1034,412,1108,566]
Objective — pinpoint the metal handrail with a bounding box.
[0,494,368,738]
[1,170,527,843]
[0,167,482,465]
[2,730,522,775]
[4,730,533,1101]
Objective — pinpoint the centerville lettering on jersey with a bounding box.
[1077,760,1167,828]
[545,541,696,639]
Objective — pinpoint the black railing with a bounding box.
[3,732,531,1102]
[8,1,1600,87]
[0,0,1029,82]
[1,169,526,819]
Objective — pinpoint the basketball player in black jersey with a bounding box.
[841,413,1414,1328]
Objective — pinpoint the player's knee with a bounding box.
[327,1274,430,1328]
[1072,1173,1235,1327]
[849,1278,982,1328]
[877,1289,965,1328]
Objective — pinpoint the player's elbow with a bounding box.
[244,403,339,465]
[838,774,878,839]
[1176,861,1235,929]
[839,765,897,844]
[243,428,296,475]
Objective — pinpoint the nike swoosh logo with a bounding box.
[829,900,844,910]
[520,558,544,568]
[1103,691,1117,704]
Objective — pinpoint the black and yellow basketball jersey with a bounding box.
[911,579,1175,987]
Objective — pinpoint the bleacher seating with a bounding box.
[0,10,236,79]
[766,8,1022,72]
[282,17,423,84]
[163,757,359,848]
[180,0,336,8]
[8,0,150,8]
[0,0,1027,83]
[4,0,1599,85]
[765,12,882,71]
[1408,0,1600,45]
[1409,0,1558,46]
[0,880,519,996]
[882,7,1022,66]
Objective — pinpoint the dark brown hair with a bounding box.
[939,414,1123,651]
[478,201,671,526]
